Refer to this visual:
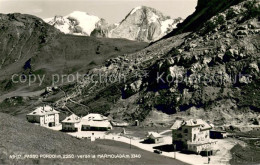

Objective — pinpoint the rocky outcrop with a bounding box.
[161,0,246,40]
[122,79,143,99]
[90,20,119,38]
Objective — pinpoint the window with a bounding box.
[193,134,197,141]
[184,129,188,133]
[177,134,183,138]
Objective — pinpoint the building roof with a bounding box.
[146,132,163,139]
[81,120,112,128]
[210,130,227,133]
[184,119,201,126]
[170,120,184,130]
[196,119,212,130]
[62,114,81,123]
[171,119,212,130]
[27,105,59,116]
[82,113,108,121]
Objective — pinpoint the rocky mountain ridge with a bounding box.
[44,6,182,42]
[161,0,246,40]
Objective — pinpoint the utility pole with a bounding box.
[207,147,210,164]
[174,144,176,159]
[130,137,132,149]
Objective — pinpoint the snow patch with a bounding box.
[130,6,142,15]
[161,19,175,34]
[67,11,100,35]
[45,16,71,34]
[43,17,53,23]
[149,13,159,23]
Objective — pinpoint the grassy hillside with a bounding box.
[0,112,186,165]
[0,13,148,99]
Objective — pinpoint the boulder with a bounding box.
[203,57,212,64]
[122,79,142,99]
[226,49,239,58]
[239,75,252,84]
[169,66,185,78]
[236,30,248,36]
[249,62,259,73]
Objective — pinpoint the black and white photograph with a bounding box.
[0,0,259,164]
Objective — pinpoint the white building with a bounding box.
[81,113,112,131]
[82,113,108,121]
[145,132,164,144]
[171,119,215,154]
[61,114,81,132]
[26,105,60,127]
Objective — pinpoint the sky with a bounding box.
[0,0,197,23]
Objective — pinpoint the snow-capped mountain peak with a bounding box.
[109,6,183,42]
[44,11,101,36]
[130,6,143,15]
[44,7,182,42]
[67,11,100,35]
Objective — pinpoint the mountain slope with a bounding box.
[0,13,148,99]
[0,13,60,70]
[33,0,260,128]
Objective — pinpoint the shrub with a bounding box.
[33,69,45,75]
[226,8,237,20]
[215,15,226,25]
[89,61,97,66]
[201,14,226,35]
[4,80,13,90]
[203,20,217,34]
